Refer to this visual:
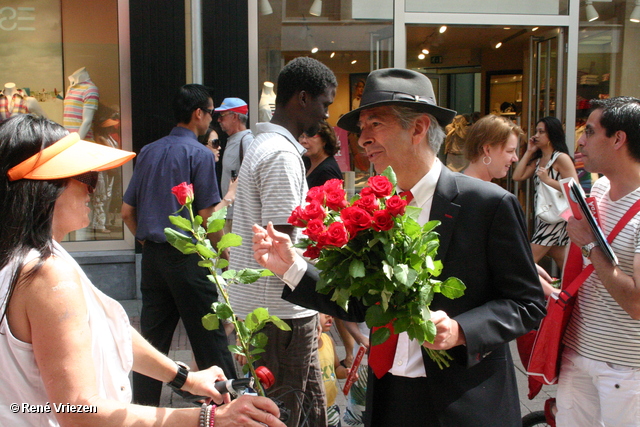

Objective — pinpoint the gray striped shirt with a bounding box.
[228,122,316,319]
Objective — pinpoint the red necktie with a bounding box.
[369,323,399,379]
[369,190,413,379]
[400,190,414,204]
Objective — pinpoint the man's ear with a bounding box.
[612,130,628,151]
[412,114,431,145]
[297,90,308,108]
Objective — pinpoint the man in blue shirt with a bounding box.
[122,84,236,406]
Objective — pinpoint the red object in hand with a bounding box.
[255,366,275,389]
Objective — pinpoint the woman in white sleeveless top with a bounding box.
[0,115,284,427]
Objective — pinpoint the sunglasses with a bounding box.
[73,171,99,194]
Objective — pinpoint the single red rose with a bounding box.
[287,206,306,227]
[303,244,321,260]
[301,200,326,222]
[325,189,348,211]
[306,186,326,204]
[302,219,326,241]
[354,193,380,213]
[385,195,408,217]
[367,175,394,198]
[340,206,372,236]
[319,222,349,248]
[373,209,395,231]
[171,182,194,206]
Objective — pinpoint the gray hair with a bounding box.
[388,105,446,153]
[236,113,248,125]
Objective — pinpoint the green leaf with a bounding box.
[251,307,270,324]
[227,344,244,355]
[260,269,274,277]
[380,290,392,311]
[422,220,440,233]
[382,261,394,281]
[251,332,269,349]
[408,322,426,343]
[194,215,203,228]
[218,233,243,252]
[371,326,391,346]
[440,277,466,299]
[349,258,366,278]
[202,313,219,330]
[381,166,397,187]
[404,216,422,238]
[198,259,213,268]
[424,319,437,343]
[207,219,226,234]
[236,269,265,284]
[365,304,393,327]
[221,270,237,279]
[405,205,422,222]
[164,228,197,254]
[169,215,193,232]
[250,348,266,355]
[216,259,229,270]
[269,316,291,331]
[196,243,215,259]
[215,303,234,320]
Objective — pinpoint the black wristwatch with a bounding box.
[167,361,190,390]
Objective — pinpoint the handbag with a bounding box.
[535,154,569,224]
[526,199,640,390]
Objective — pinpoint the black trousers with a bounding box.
[132,241,236,406]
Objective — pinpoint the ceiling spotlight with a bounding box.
[311,47,319,53]
[421,48,430,55]
[351,59,357,64]
[585,0,599,22]
[439,25,447,34]
[532,27,539,31]
[418,53,426,60]
[631,0,640,22]
[309,0,322,16]
[259,0,273,15]
[495,41,502,48]
[330,51,335,58]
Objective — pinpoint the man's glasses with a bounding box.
[218,111,234,118]
[201,107,215,116]
[73,171,99,194]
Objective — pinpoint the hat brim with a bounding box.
[8,133,135,181]
[337,100,457,134]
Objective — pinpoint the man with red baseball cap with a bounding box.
[215,97,254,227]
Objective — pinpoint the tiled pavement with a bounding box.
[121,299,555,419]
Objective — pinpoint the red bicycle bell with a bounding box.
[255,366,275,389]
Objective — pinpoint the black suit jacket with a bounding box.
[283,166,546,426]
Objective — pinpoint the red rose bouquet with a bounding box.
[289,167,465,368]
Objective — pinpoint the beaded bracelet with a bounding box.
[209,404,216,427]
[199,403,208,427]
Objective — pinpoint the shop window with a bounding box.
[405,0,569,15]
[0,0,123,243]
[258,0,393,190]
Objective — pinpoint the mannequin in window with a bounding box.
[0,82,46,120]
[258,81,276,122]
[63,67,99,141]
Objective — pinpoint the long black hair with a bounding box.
[529,116,570,163]
[0,115,69,324]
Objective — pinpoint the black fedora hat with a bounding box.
[337,68,457,133]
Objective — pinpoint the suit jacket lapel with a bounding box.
[430,167,460,260]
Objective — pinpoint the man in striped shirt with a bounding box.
[560,96,640,427]
[229,57,337,427]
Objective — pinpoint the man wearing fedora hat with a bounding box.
[252,68,546,426]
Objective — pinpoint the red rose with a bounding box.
[323,179,344,193]
[171,182,194,205]
[319,222,349,248]
[287,206,306,227]
[325,189,348,211]
[354,193,380,213]
[373,210,394,231]
[301,200,326,222]
[306,186,326,204]
[367,175,394,198]
[360,187,375,197]
[385,195,408,217]
[302,219,326,242]
[340,206,372,236]
[303,244,321,260]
